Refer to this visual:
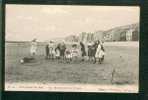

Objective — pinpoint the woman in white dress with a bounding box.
[95,41,105,64]
[71,44,79,62]
[30,39,37,56]
[48,41,55,60]
[55,43,61,60]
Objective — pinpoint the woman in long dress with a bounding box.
[48,41,55,60]
[30,39,37,56]
[95,41,105,64]
[55,44,61,60]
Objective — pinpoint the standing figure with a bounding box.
[92,41,99,63]
[95,41,105,64]
[80,42,86,61]
[45,43,49,59]
[100,44,105,62]
[71,44,79,62]
[59,41,66,60]
[65,49,72,63]
[48,41,55,60]
[87,41,98,63]
[30,38,37,56]
[55,44,61,60]
[87,42,93,61]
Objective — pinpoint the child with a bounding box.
[49,47,55,60]
[55,46,60,60]
[71,44,79,62]
[65,49,72,63]
[100,45,105,62]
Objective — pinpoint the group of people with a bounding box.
[24,38,105,64]
[81,40,105,64]
[44,40,105,64]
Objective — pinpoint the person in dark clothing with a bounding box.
[59,42,66,60]
[80,42,86,61]
[92,41,100,64]
[45,44,49,59]
[88,44,93,61]
[55,44,61,60]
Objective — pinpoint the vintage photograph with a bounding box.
[5,5,139,92]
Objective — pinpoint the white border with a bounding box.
[5,82,138,93]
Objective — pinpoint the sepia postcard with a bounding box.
[5,4,139,93]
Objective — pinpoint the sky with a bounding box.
[6,4,140,41]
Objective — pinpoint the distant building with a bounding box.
[126,29,133,41]
[125,29,139,41]
[132,29,139,41]
[104,28,139,42]
[104,33,113,42]
[77,24,139,42]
